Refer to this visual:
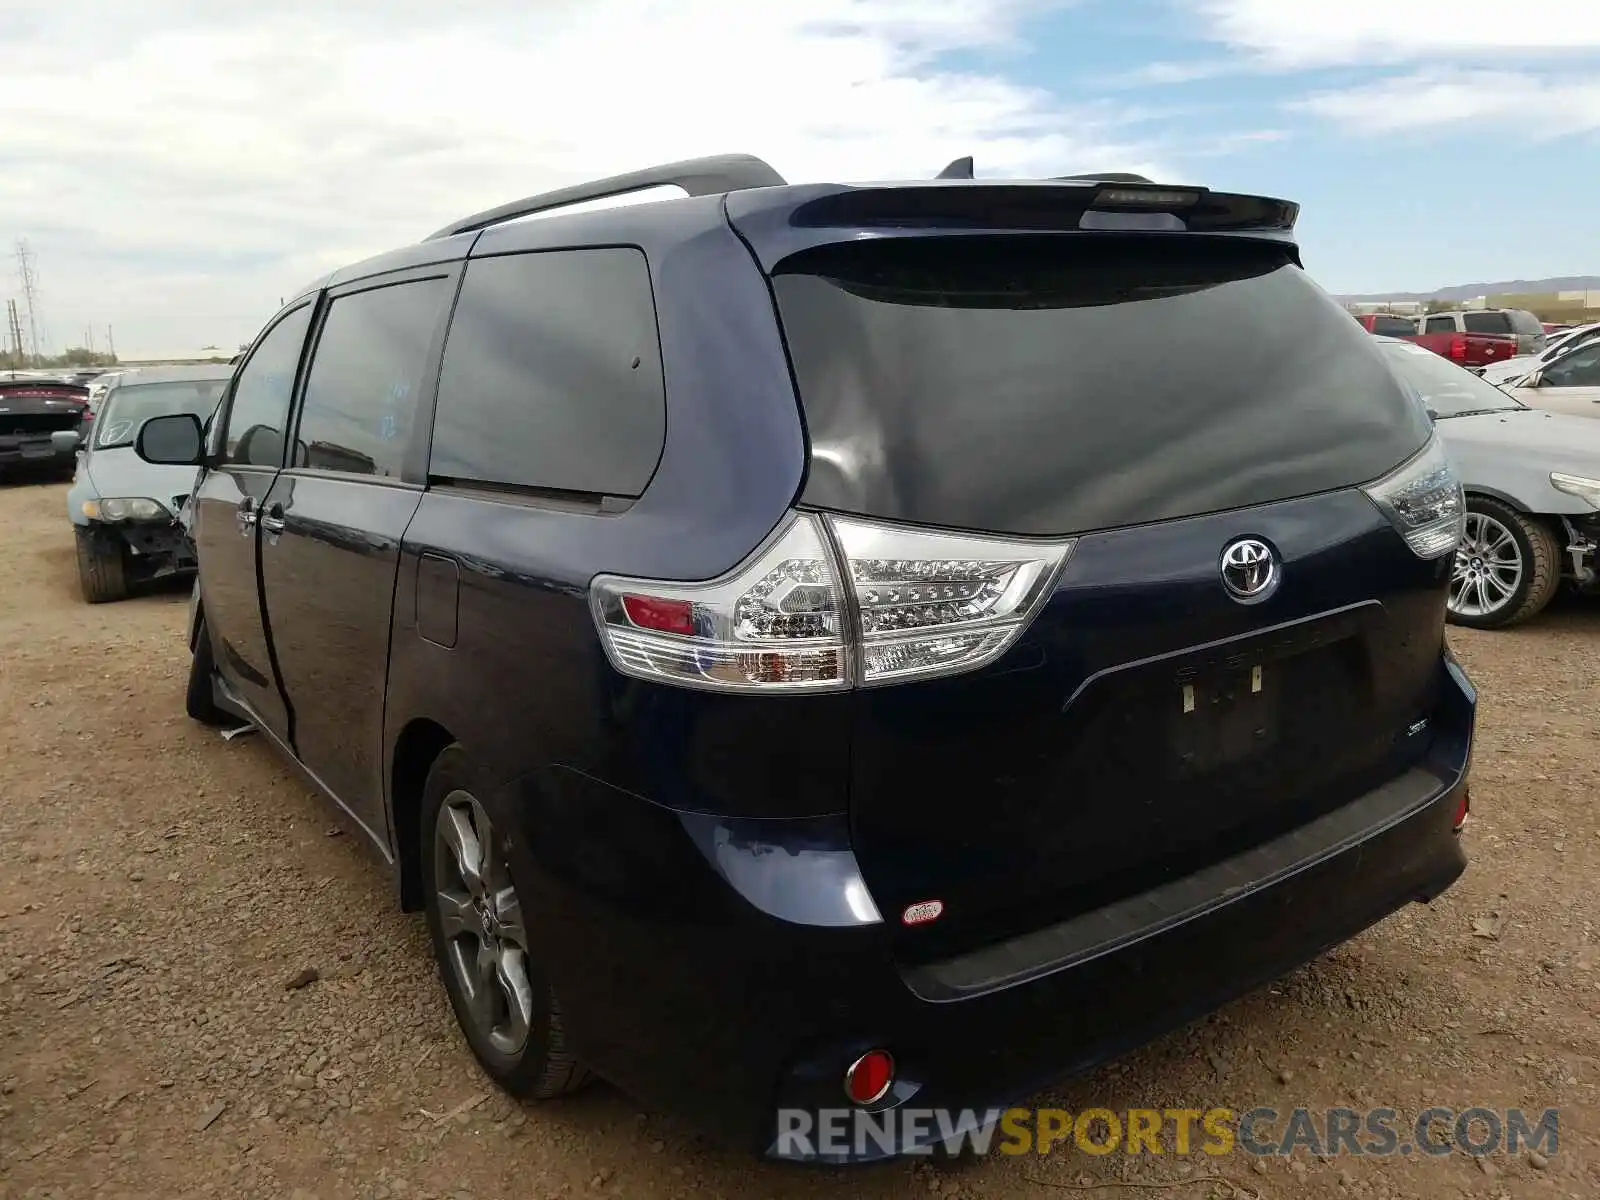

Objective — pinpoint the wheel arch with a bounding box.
[389,717,458,912]
[1463,484,1531,512]
[1463,488,1570,554]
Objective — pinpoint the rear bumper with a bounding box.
[528,655,1474,1162]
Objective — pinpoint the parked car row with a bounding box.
[1351,308,1542,372]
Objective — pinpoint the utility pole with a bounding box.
[106,325,115,360]
[15,240,41,365]
[6,298,24,364]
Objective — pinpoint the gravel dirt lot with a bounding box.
[2,477,1598,1200]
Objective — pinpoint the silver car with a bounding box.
[1377,336,1600,629]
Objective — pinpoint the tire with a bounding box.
[420,745,589,1099]
[74,525,128,604]
[1447,496,1562,630]
[185,617,230,726]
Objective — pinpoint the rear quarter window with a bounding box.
[1372,316,1416,336]
[1505,309,1544,336]
[429,248,666,497]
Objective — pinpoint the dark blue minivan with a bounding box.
[135,154,1475,1161]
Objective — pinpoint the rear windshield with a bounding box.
[1371,315,1416,336]
[773,236,1431,536]
[1463,311,1512,335]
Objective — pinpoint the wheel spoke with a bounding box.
[494,946,535,1050]
[466,939,500,1029]
[440,803,488,899]
[494,886,527,950]
[436,889,477,940]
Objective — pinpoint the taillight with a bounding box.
[589,512,1076,692]
[1448,334,1467,361]
[1361,435,1465,559]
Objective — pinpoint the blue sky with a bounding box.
[960,0,1600,293]
[1,0,1596,355]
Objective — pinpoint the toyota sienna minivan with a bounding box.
[134,153,1476,1161]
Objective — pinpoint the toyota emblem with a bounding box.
[1219,538,1279,603]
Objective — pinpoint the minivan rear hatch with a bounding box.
[761,220,1446,963]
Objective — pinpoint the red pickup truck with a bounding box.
[1351,313,1518,372]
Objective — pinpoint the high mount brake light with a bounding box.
[590,513,1076,693]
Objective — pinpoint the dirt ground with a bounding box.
[1,477,1597,1200]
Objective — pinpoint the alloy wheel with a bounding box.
[433,790,534,1056]
[1450,511,1523,619]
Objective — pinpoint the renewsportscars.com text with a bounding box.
[772,1105,1560,1161]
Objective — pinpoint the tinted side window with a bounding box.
[430,248,666,497]
[1463,311,1510,334]
[295,277,451,478]
[224,306,313,467]
[1543,343,1600,387]
[1424,316,1454,333]
[1373,316,1415,336]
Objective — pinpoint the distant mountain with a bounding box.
[1336,276,1600,303]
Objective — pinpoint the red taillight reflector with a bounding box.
[1448,335,1467,360]
[844,1050,895,1106]
[1453,788,1470,832]
[621,594,695,636]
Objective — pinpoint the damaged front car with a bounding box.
[62,366,229,603]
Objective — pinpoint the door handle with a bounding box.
[235,498,257,534]
[260,505,286,536]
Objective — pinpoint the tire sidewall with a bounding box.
[1450,498,1538,629]
[75,524,126,603]
[420,746,559,1090]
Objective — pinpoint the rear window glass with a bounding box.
[1504,309,1543,336]
[430,248,666,497]
[1372,315,1416,336]
[773,236,1431,536]
[1463,311,1511,335]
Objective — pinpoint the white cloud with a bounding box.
[1294,69,1600,137]
[0,0,1174,356]
[1197,0,1600,67]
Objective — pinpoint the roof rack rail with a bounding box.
[424,153,788,241]
[935,156,975,180]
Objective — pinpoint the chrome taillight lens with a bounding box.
[828,517,1074,686]
[590,514,851,693]
[1362,436,1465,560]
[590,512,1075,692]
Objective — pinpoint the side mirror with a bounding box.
[1424,407,1439,422]
[50,429,81,454]
[135,413,205,466]
[1523,370,1544,388]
